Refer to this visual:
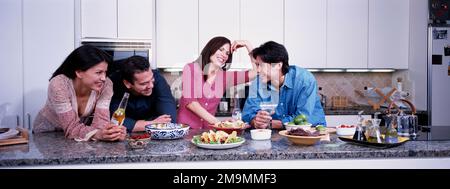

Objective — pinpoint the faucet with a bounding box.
[319,93,327,108]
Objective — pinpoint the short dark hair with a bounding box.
[120,55,150,84]
[196,36,233,80]
[51,44,111,80]
[251,41,289,75]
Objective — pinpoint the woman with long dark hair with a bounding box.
[177,36,257,129]
[33,45,127,141]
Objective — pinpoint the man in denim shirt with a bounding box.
[110,56,177,133]
[242,41,326,129]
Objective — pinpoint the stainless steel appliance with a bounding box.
[81,41,152,67]
[427,25,450,126]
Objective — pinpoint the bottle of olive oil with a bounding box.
[111,92,129,126]
[385,118,398,143]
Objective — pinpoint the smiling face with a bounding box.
[209,43,231,68]
[255,56,282,84]
[76,61,108,92]
[124,70,154,96]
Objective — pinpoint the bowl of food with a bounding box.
[284,114,312,131]
[278,128,321,145]
[250,129,272,140]
[145,123,190,140]
[284,122,312,131]
[336,124,356,136]
[127,132,151,149]
[209,120,249,135]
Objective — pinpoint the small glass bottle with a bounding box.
[231,94,242,121]
[367,119,382,143]
[111,92,129,126]
[353,113,367,141]
[385,118,398,143]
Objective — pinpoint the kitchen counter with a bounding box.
[323,105,427,115]
[1,127,450,167]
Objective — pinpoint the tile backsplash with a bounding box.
[161,70,397,108]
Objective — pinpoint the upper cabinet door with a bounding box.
[240,0,283,69]
[285,0,326,68]
[199,0,240,59]
[368,0,409,69]
[81,0,117,39]
[0,0,23,126]
[156,0,198,68]
[118,0,153,39]
[327,0,368,68]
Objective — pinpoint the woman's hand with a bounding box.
[95,123,127,141]
[231,40,253,53]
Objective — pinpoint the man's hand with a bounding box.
[150,114,172,124]
[251,110,272,129]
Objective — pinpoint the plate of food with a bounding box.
[208,120,250,135]
[191,130,245,149]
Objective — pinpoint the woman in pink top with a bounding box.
[178,37,257,129]
[33,45,127,141]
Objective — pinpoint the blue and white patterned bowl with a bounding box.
[145,123,190,140]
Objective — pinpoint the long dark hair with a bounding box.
[196,36,233,81]
[50,45,112,80]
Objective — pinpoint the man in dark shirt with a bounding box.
[110,56,177,133]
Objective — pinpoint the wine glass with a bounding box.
[260,102,277,129]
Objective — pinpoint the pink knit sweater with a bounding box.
[33,74,113,140]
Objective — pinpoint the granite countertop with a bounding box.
[1,127,450,167]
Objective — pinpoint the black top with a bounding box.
[109,69,177,132]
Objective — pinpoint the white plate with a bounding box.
[0,128,19,140]
[191,138,246,150]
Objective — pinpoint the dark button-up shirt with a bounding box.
[110,69,177,132]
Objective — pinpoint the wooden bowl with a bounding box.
[278,130,321,145]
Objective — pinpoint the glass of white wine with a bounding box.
[259,102,277,129]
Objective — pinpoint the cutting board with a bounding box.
[0,128,29,146]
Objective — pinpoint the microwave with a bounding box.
[81,41,151,62]
[81,41,152,74]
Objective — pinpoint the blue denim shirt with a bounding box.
[242,66,326,127]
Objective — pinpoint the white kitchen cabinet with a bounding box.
[23,0,75,129]
[285,0,327,68]
[368,0,409,69]
[81,0,117,39]
[240,0,283,69]
[325,115,371,127]
[81,0,153,40]
[199,0,240,59]
[0,0,23,127]
[155,0,198,68]
[327,0,368,68]
[118,0,153,39]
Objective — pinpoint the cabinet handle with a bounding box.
[16,115,20,127]
[27,113,31,130]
